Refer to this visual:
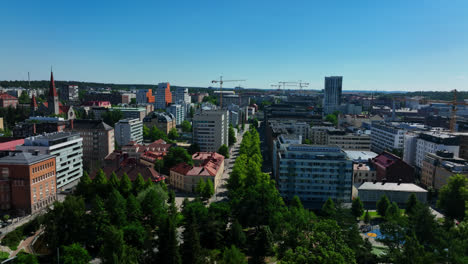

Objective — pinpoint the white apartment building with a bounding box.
[17,132,83,189]
[193,110,229,152]
[273,139,353,208]
[415,132,460,169]
[167,104,185,125]
[370,122,405,153]
[115,118,143,146]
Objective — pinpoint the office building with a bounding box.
[370,122,406,154]
[326,130,371,150]
[169,152,224,193]
[273,139,353,208]
[156,82,172,109]
[167,104,185,125]
[173,87,191,104]
[403,133,419,166]
[112,107,147,121]
[358,182,427,209]
[136,89,155,104]
[60,85,79,103]
[415,132,460,170]
[0,151,56,214]
[67,120,115,171]
[193,110,229,152]
[115,118,143,146]
[371,151,414,183]
[17,132,83,189]
[323,76,342,115]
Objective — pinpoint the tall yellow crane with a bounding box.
[423,89,468,132]
[212,76,246,108]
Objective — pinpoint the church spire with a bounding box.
[49,70,58,97]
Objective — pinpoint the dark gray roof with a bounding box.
[72,119,113,131]
[0,151,54,165]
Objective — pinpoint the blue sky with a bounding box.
[1,0,468,91]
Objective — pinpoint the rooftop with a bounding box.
[72,119,113,131]
[0,151,54,165]
[344,150,378,161]
[358,182,427,192]
[0,93,18,100]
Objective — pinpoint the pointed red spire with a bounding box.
[49,71,58,97]
[31,95,38,108]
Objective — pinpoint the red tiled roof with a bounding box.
[90,156,165,182]
[0,93,18,100]
[0,139,24,151]
[372,152,400,168]
[171,152,224,177]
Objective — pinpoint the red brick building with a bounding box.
[371,151,415,183]
[0,93,19,108]
[0,151,56,215]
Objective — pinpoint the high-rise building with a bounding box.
[323,76,342,115]
[0,151,57,214]
[115,118,143,146]
[370,122,406,154]
[193,110,229,152]
[173,87,191,104]
[156,82,172,109]
[60,85,79,103]
[167,104,185,125]
[67,120,115,171]
[415,132,460,170]
[273,137,353,208]
[17,132,83,189]
[136,89,155,104]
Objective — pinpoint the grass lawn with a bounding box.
[371,246,387,256]
[359,209,406,221]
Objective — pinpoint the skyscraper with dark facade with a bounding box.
[323,76,342,115]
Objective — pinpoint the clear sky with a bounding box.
[1,0,468,91]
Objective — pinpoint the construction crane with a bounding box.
[212,76,246,108]
[297,81,309,94]
[422,89,468,132]
[270,84,281,91]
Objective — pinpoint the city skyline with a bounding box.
[2,0,468,91]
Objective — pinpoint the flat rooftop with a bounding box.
[358,182,427,192]
[344,150,378,161]
[0,151,54,165]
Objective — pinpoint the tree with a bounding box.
[158,216,182,264]
[102,109,123,127]
[18,91,30,104]
[437,174,468,220]
[303,139,312,144]
[386,202,400,220]
[190,106,195,118]
[181,213,203,264]
[406,193,419,216]
[150,125,169,141]
[109,172,120,189]
[229,125,237,146]
[126,194,142,222]
[321,198,336,218]
[196,179,207,198]
[93,169,109,197]
[76,171,92,199]
[228,220,246,248]
[123,221,147,249]
[15,252,39,264]
[119,173,133,197]
[62,243,91,264]
[250,226,274,264]
[325,113,338,126]
[218,144,229,158]
[168,127,179,140]
[188,143,201,155]
[396,233,434,264]
[351,197,364,219]
[251,118,259,128]
[221,245,246,264]
[130,98,136,105]
[132,173,146,195]
[202,179,215,201]
[364,210,371,224]
[181,120,192,132]
[106,189,127,226]
[377,195,391,217]
[143,125,150,140]
[161,147,193,175]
